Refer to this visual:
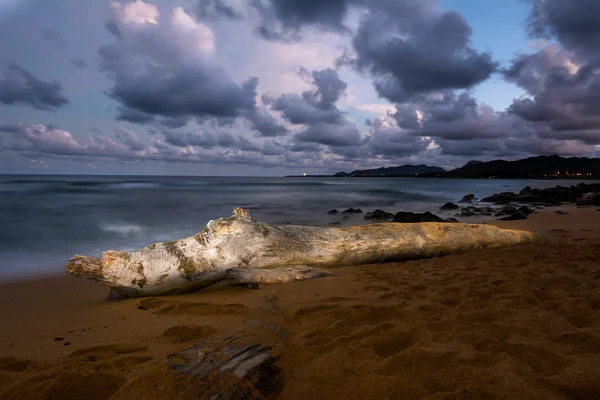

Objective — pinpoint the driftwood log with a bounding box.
[66,208,538,297]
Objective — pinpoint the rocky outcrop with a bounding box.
[440,202,459,210]
[392,211,456,223]
[364,209,394,220]
[499,212,528,221]
[459,194,476,203]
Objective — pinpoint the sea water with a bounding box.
[0,175,591,281]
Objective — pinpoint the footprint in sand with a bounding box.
[364,285,391,292]
[69,344,149,362]
[137,298,248,316]
[161,325,217,344]
[0,357,30,372]
[373,332,412,358]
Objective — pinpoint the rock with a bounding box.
[519,186,534,196]
[556,210,568,215]
[327,209,338,215]
[481,192,517,203]
[392,211,452,223]
[459,211,476,217]
[167,335,283,400]
[459,194,476,203]
[515,195,540,202]
[342,208,363,214]
[328,221,341,226]
[517,206,534,215]
[500,206,518,215]
[445,218,459,223]
[440,202,459,210]
[499,212,528,221]
[364,209,394,220]
[576,192,600,206]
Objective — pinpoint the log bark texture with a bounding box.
[66,208,538,297]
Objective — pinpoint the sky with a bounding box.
[1,0,600,176]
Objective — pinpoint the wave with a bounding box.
[105,182,161,189]
[99,223,144,235]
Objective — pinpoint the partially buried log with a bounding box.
[66,207,538,297]
[167,335,282,400]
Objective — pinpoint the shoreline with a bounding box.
[2,204,600,399]
[0,204,576,286]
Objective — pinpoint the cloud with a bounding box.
[269,67,347,125]
[1,122,327,170]
[295,121,362,146]
[252,0,352,41]
[70,58,87,69]
[0,63,69,111]
[100,1,257,121]
[503,1,600,146]
[115,126,146,151]
[195,0,245,20]
[248,0,495,102]
[526,0,600,61]
[40,29,66,49]
[246,106,288,136]
[348,1,496,103]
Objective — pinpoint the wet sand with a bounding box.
[1,205,599,399]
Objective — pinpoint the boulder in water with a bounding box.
[440,202,459,210]
[364,209,394,220]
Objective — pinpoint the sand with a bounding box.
[1,205,599,399]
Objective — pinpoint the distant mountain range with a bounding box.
[333,164,446,177]
[420,155,600,179]
[287,155,600,179]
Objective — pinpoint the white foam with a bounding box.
[99,223,144,235]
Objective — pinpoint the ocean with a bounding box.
[0,175,591,281]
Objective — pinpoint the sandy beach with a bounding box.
[1,205,599,399]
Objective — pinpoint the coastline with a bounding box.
[1,204,600,399]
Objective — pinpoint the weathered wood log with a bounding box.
[66,208,538,297]
[225,266,336,286]
[167,336,282,400]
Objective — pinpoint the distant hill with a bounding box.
[420,155,600,179]
[334,164,446,177]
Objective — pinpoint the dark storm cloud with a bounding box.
[115,126,146,151]
[196,0,244,19]
[266,68,363,147]
[99,3,259,126]
[116,107,155,124]
[158,116,192,129]
[504,1,600,146]
[349,3,496,102]
[294,121,362,146]
[246,106,288,137]
[366,117,431,157]
[0,63,69,111]
[3,123,301,169]
[70,58,87,69]
[289,141,321,152]
[40,29,66,49]
[100,41,258,119]
[269,68,346,125]
[250,0,495,102]
[527,0,600,61]
[252,0,351,41]
[162,129,237,148]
